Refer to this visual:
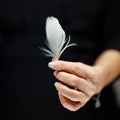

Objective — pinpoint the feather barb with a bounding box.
[40,16,77,60]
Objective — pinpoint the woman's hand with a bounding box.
[48,60,103,111]
[48,49,120,111]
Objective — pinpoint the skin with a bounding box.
[48,49,120,111]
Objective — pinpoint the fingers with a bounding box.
[54,82,88,102]
[54,71,96,97]
[58,93,82,111]
[55,82,90,111]
[48,60,89,78]
[48,60,99,111]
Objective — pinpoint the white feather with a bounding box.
[41,16,77,60]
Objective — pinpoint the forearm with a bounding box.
[94,49,120,89]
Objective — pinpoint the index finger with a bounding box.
[48,60,88,78]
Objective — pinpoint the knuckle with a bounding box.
[72,64,80,72]
[69,78,78,88]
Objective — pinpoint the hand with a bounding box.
[48,60,103,111]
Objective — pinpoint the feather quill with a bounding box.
[40,16,77,60]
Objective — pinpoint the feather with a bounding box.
[40,16,77,60]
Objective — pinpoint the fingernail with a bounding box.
[54,82,58,87]
[54,71,57,76]
[48,62,56,68]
